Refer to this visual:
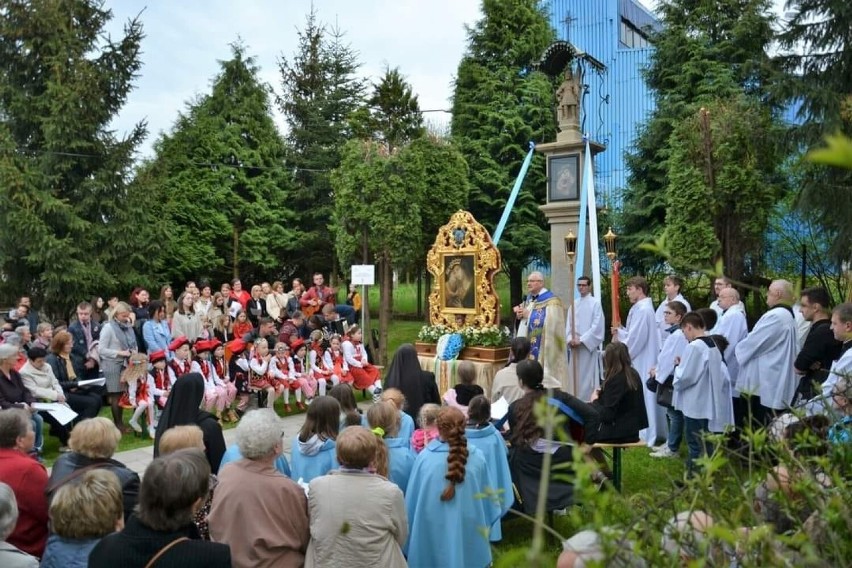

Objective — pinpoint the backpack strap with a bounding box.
[144,536,190,568]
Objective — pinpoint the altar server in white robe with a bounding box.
[673,312,730,475]
[565,276,604,401]
[735,280,798,426]
[714,288,748,388]
[804,302,852,416]
[655,275,692,343]
[612,276,664,447]
[709,276,732,322]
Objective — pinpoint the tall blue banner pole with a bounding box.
[573,138,591,294]
[492,141,536,246]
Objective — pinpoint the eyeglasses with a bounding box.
[527,279,543,283]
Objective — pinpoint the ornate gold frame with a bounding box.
[426,210,501,329]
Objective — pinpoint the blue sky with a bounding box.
[104,0,786,158]
[104,0,481,157]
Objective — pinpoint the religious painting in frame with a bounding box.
[426,210,502,329]
[548,153,580,201]
[440,253,477,314]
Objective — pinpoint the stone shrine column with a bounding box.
[536,64,604,303]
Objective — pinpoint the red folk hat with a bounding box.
[228,339,248,355]
[168,336,190,352]
[149,349,167,363]
[194,339,216,353]
[290,338,306,352]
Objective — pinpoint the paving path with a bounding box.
[111,401,371,477]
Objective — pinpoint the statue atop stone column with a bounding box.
[555,65,581,141]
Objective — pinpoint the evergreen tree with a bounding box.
[139,44,295,285]
[277,8,365,279]
[778,0,852,264]
[620,0,781,277]
[450,0,556,306]
[664,97,784,278]
[0,0,148,316]
[332,140,424,364]
[352,66,424,152]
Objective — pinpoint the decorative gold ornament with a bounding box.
[426,210,502,329]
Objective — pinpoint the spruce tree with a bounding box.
[450,0,556,306]
[0,0,148,315]
[620,0,782,280]
[778,0,852,264]
[139,44,295,285]
[277,8,365,279]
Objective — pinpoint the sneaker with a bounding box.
[651,442,667,452]
[147,426,156,439]
[651,446,677,458]
[128,418,142,434]
[372,387,383,404]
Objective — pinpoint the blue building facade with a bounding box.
[543,0,659,207]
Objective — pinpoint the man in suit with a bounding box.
[68,301,100,379]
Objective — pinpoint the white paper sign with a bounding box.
[490,396,510,421]
[351,264,375,286]
[32,402,78,426]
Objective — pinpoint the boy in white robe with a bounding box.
[613,276,664,447]
[674,312,727,475]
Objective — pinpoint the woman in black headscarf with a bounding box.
[384,343,440,423]
[153,373,226,473]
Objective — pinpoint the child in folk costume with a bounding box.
[148,349,172,412]
[326,334,353,385]
[291,338,318,403]
[119,352,156,438]
[272,342,303,413]
[249,337,286,410]
[193,339,237,422]
[213,342,239,422]
[309,330,336,397]
[342,325,383,401]
[168,336,193,384]
[227,338,252,416]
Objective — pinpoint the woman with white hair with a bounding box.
[98,301,137,431]
[0,344,44,457]
[208,409,310,568]
[0,481,38,567]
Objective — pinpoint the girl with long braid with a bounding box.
[404,407,500,568]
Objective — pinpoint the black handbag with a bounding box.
[645,375,658,393]
[656,374,675,409]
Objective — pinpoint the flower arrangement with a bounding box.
[418,324,510,347]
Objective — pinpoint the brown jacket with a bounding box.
[208,458,309,568]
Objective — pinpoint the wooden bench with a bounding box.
[590,441,647,491]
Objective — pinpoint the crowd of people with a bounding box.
[0,271,849,566]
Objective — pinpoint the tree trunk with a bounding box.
[509,265,524,310]
[424,271,432,323]
[416,268,423,318]
[378,254,392,366]
[232,228,239,279]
